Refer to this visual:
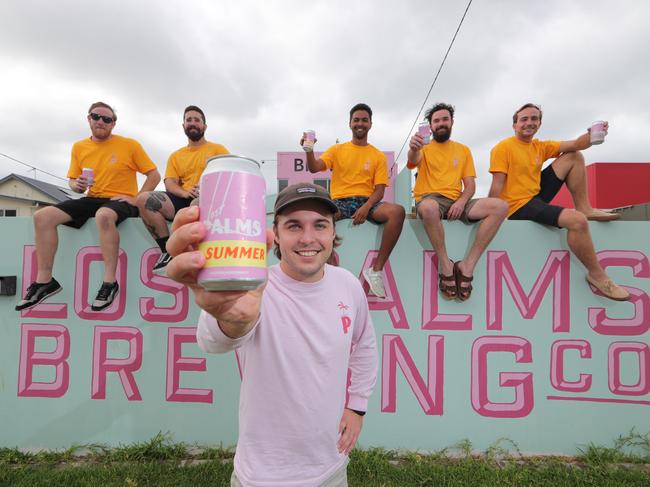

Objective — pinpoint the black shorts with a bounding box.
[510,165,565,228]
[166,192,193,215]
[56,197,139,229]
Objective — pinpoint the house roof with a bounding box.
[0,173,81,202]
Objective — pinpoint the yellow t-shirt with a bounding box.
[320,142,389,199]
[489,137,561,216]
[68,135,157,198]
[411,140,476,202]
[165,142,230,191]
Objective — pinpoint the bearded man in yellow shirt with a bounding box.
[16,102,161,312]
[303,103,406,298]
[488,103,629,301]
[135,105,229,276]
[407,103,508,301]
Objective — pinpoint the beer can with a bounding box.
[418,122,431,144]
[82,167,94,186]
[303,130,316,151]
[198,155,267,290]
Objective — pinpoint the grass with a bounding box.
[1,431,650,486]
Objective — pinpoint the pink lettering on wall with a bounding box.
[17,324,70,398]
[91,326,143,400]
[608,341,650,396]
[166,327,213,403]
[588,250,650,336]
[74,247,127,321]
[19,246,67,319]
[361,251,409,329]
[381,334,444,415]
[139,248,189,323]
[471,336,534,418]
[550,340,592,392]
[486,250,570,332]
[421,251,471,330]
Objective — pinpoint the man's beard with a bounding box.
[432,127,451,143]
[184,127,205,142]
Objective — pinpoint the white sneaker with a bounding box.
[363,268,386,298]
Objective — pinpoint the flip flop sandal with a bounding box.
[439,260,457,300]
[454,261,474,302]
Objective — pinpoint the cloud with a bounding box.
[0,0,648,196]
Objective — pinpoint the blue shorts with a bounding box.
[333,197,383,224]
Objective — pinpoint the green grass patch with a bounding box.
[2,432,650,486]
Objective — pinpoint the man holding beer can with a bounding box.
[302,103,406,298]
[166,182,378,486]
[488,103,629,301]
[136,105,229,276]
[407,103,508,301]
[16,102,160,311]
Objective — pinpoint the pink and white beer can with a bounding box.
[418,122,431,144]
[82,167,94,186]
[590,120,606,145]
[198,155,267,291]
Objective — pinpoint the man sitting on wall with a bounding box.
[407,103,508,301]
[16,101,160,311]
[489,102,629,301]
[302,103,406,298]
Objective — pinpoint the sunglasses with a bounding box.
[89,112,115,124]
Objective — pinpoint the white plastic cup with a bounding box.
[418,122,431,145]
[82,167,94,186]
[590,121,606,145]
[303,130,316,152]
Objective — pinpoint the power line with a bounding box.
[0,151,68,183]
[395,0,474,164]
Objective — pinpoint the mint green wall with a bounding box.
[1,216,648,454]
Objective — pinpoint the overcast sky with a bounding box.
[1,0,648,196]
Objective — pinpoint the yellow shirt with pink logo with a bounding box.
[320,142,389,199]
[489,136,561,216]
[411,140,476,202]
[68,135,157,198]
[165,142,229,191]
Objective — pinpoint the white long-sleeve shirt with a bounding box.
[197,264,378,487]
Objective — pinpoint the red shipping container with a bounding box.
[551,162,650,209]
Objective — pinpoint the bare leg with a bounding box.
[416,199,453,277]
[135,191,176,241]
[551,152,618,220]
[95,207,121,283]
[368,202,405,272]
[557,208,628,299]
[33,206,74,282]
[558,209,606,279]
[457,198,508,277]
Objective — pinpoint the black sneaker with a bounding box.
[91,282,119,311]
[152,252,172,276]
[15,278,62,311]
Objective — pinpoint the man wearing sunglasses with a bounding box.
[135,105,229,276]
[488,103,629,301]
[16,101,160,312]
